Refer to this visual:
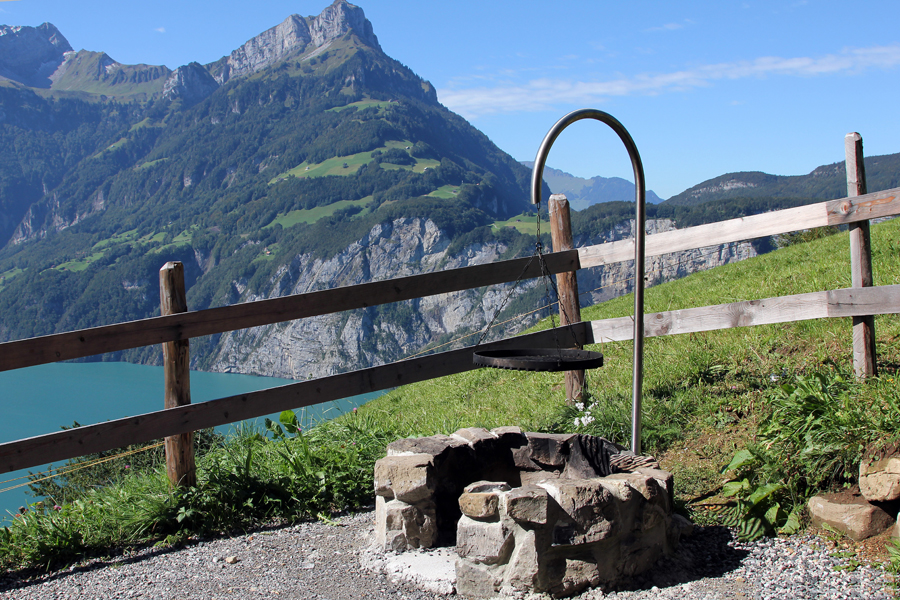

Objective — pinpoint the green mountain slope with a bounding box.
[0,2,539,355]
[665,153,900,206]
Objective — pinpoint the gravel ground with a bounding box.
[0,509,894,600]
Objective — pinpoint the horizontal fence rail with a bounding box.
[0,250,578,372]
[0,325,590,473]
[578,187,900,268]
[590,285,900,342]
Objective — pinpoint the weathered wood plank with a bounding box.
[589,285,900,343]
[826,189,900,225]
[0,324,592,474]
[578,188,900,269]
[549,194,585,403]
[578,204,825,268]
[845,132,877,378]
[159,261,196,488]
[0,250,579,372]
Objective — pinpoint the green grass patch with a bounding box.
[135,158,169,170]
[326,99,394,113]
[492,213,544,236]
[428,185,460,199]
[128,117,165,132]
[251,243,280,263]
[265,197,373,228]
[0,267,23,292]
[411,158,440,173]
[92,229,139,251]
[269,140,424,182]
[54,251,105,272]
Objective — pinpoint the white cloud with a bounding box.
[154,27,166,34]
[646,22,684,32]
[645,19,694,33]
[438,45,900,119]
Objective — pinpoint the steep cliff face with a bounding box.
[208,0,380,85]
[199,217,755,379]
[162,62,220,106]
[200,217,522,378]
[0,23,72,87]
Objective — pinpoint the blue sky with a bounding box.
[2,0,899,199]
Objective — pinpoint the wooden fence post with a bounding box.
[159,261,196,488]
[548,194,585,404]
[845,132,877,378]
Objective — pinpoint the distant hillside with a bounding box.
[665,153,900,206]
[521,162,663,209]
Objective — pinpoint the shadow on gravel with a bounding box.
[608,525,750,593]
[0,542,192,593]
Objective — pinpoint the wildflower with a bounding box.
[575,402,585,411]
[352,407,358,413]
[124,465,130,469]
[53,505,62,511]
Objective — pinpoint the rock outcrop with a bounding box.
[859,455,900,502]
[163,62,220,106]
[209,0,380,84]
[807,492,895,542]
[0,23,72,87]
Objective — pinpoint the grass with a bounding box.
[135,158,169,171]
[491,212,545,236]
[326,99,394,113]
[51,229,180,272]
[428,185,460,199]
[0,267,24,292]
[265,197,373,228]
[2,217,899,570]
[268,140,438,182]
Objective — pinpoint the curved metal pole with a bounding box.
[530,108,646,455]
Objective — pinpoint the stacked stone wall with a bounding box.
[373,427,691,597]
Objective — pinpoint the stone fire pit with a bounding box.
[373,426,690,597]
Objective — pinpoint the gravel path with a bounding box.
[0,509,894,600]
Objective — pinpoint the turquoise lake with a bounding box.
[0,362,382,522]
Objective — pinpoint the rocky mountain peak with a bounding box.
[162,62,220,106]
[213,0,380,84]
[309,0,380,50]
[0,22,72,87]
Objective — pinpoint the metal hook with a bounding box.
[529,109,647,455]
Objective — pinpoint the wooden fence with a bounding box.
[1,139,899,479]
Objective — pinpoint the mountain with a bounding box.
[664,153,900,206]
[522,163,663,209]
[0,1,383,103]
[0,1,548,372]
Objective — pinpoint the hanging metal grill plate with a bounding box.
[473,348,604,372]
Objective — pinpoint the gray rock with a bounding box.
[860,456,900,502]
[808,493,895,541]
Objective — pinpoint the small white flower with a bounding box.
[574,418,581,428]
[575,402,585,411]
